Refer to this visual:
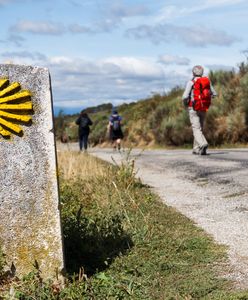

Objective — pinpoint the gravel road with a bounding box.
[62,144,248,288]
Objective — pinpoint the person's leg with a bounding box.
[192,139,199,154]
[79,134,83,151]
[199,111,206,129]
[83,134,89,150]
[112,136,117,150]
[116,138,121,151]
[189,109,208,154]
[198,111,208,154]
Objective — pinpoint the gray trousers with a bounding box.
[188,108,208,152]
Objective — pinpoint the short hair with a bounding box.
[192,65,204,76]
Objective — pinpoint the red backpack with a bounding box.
[192,77,211,111]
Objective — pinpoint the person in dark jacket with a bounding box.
[108,110,123,151]
[75,111,93,151]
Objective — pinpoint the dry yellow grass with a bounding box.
[56,147,138,212]
[57,150,106,181]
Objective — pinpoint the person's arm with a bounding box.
[210,83,217,97]
[107,121,112,132]
[182,81,193,106]
[109,116,113,126]
[75,116,81,125]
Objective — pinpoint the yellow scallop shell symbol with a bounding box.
[0,78,33,138]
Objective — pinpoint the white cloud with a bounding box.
[2,33,26,47]
[157,0,247,22]
[48,56,187,108]
[0,51,189,108]
[68,3,150,35]
[10,20,65,35]
[68,19,119,34]
[110,3,149,18]
[95,19,120,32]
[102,57,163,78]
[126,24,240,47]
[158,54,190,65]
[52,56,187,107]
[205,0,245,6]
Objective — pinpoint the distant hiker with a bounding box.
[75,111,93,151]
[182,65,217,155]
[108,110,123,151]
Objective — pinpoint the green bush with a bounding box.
[240,73,248,127]
[209,69,235,86]
[90,114,109,145]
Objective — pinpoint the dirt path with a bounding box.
[61,144,248,288]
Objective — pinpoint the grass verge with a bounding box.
[1,150,248,299]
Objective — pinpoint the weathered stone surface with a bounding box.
[0,64,64,279]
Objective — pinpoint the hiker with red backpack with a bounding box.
[108,109,123,151]
[182,65,217,155]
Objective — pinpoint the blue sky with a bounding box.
[0,0,247,112]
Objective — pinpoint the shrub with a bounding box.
[240,73,248,127]
[226,109,247,143]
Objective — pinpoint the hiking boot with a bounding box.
[200,145,208,155]
[192,150,199,155]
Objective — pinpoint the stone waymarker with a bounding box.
[0,64,64,279]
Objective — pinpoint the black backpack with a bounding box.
[80,117,89,129]
[112,116,120,131]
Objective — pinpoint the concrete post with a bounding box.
[0,64,64,279]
